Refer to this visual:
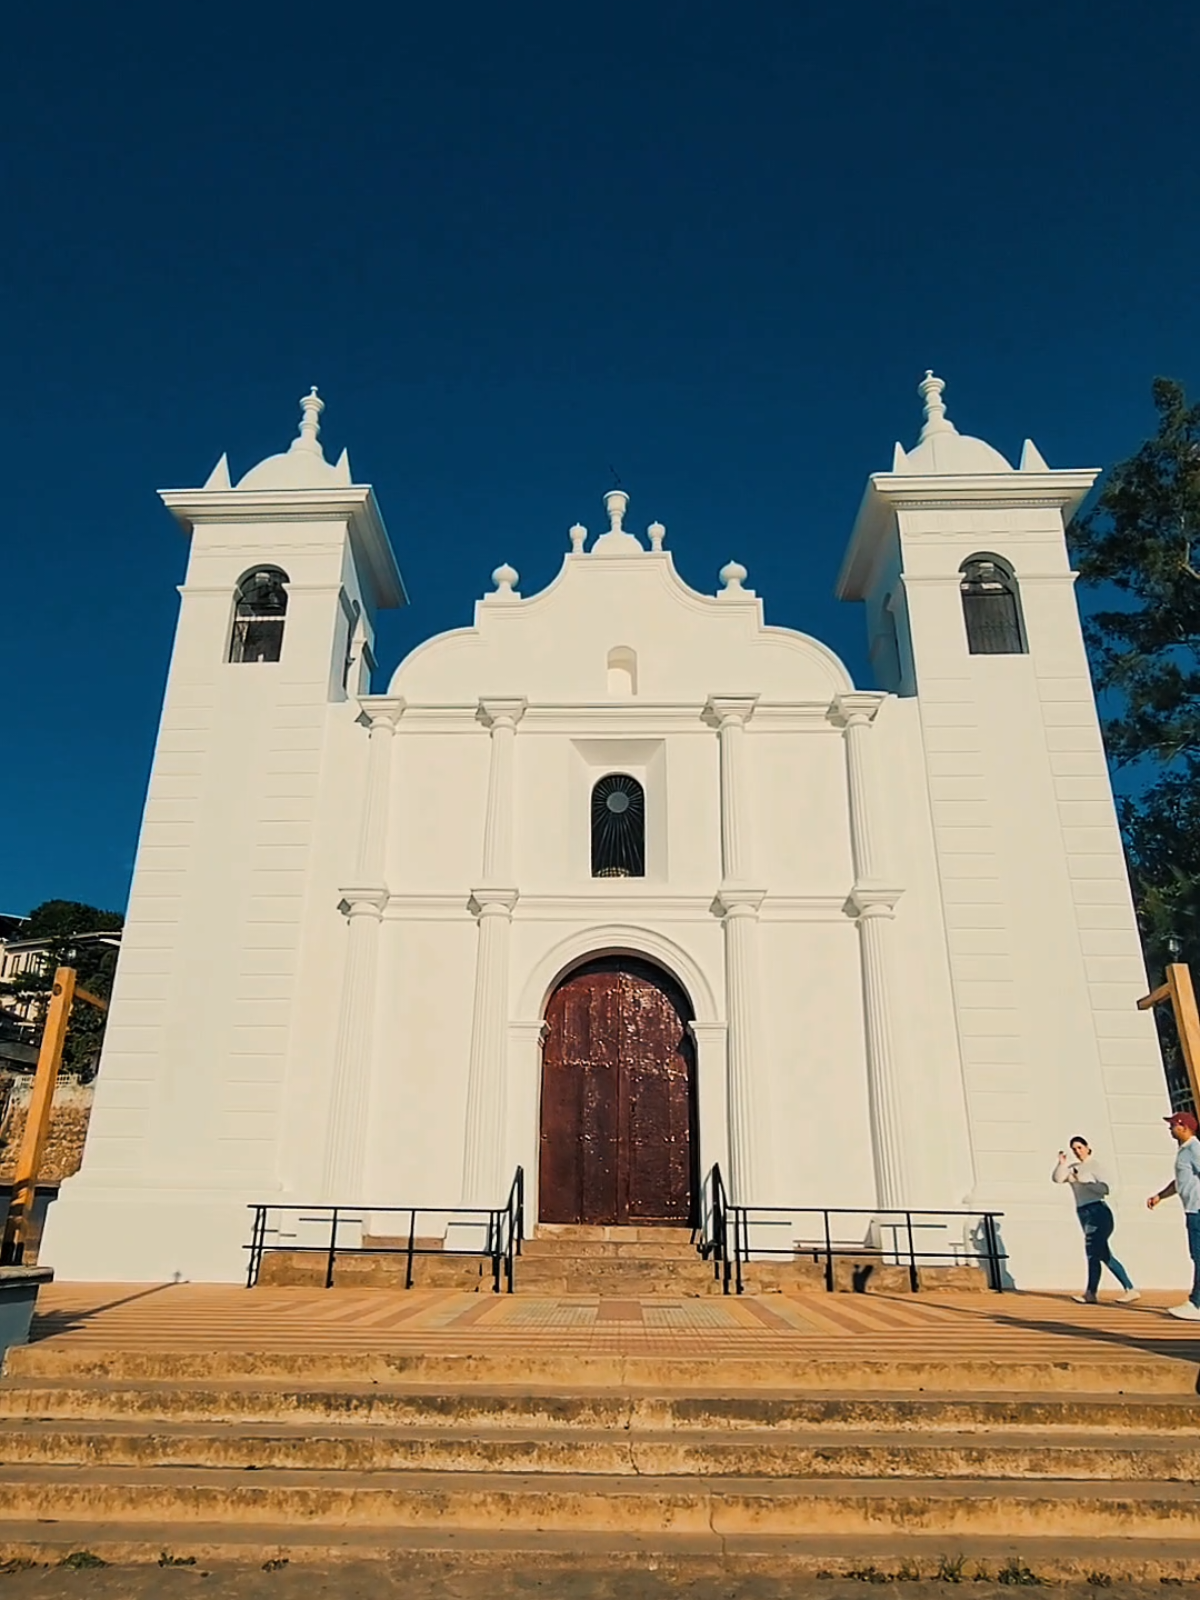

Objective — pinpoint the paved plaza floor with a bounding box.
[21,1282,1200,1371]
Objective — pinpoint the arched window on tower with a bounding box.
[959,554,1026,655]
[591,773,646,878]
[229,566,289,663]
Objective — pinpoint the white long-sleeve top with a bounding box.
[1052,1155,1110,1208]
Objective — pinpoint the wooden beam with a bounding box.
[1137,983,1172,1011]
[1,966,76,1264]
[1166,963,1200,1113]
[74,987,108,1013]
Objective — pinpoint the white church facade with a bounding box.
[43,376,1185,1289]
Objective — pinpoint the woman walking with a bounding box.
[1053,1137,1139,1304]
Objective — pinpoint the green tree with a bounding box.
[1069,378,1200,1105]
[1,900,123,1080]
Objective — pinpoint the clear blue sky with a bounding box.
[3,1,1197,916]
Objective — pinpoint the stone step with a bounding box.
[512,1263,721,1293]
[2,1379,1198,1433]
[257,1253,497,1290]
[7,1342,1195,1394]
[515,1253,714,1275]
[0,1463,1197,1537]
[0,1521,1197,1581]
[534,1225,696,1244]
[520,1238,704,1261]
[2,1418,1198,1479]
[513,1277,725,1296]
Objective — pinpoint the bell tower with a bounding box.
[838,374,1174,1284]
[42,392,406,1282]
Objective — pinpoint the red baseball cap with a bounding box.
[1165,1111,1199,1134]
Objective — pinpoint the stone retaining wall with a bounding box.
[0,1078,93,1182]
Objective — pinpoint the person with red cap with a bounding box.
[1147,1110,1200,1319]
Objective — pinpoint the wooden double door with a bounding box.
[538,957,697,1226]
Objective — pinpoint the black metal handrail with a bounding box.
[706,1196,1006,1295]
[700,1164,731,1288]
[245,1166,526,1291]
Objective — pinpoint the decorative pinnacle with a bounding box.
[491,562,519,598]
[648,521,666,551]
[918,370,956,439]
[604,489,629,533]
[295,386,324,452]
[719,560,748,595]
[569,523,587,553]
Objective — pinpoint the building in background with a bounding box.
[41,379,1180,1289]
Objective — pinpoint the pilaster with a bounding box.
[461,698,526,1205]
[832,693,911,1209]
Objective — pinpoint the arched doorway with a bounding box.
[538,956,697,1226]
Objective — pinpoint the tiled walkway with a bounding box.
[20,1282,1200,1368]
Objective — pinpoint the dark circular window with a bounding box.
[591,773,645,878]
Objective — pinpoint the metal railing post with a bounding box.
[904,1210,918,1294]
[324,1208,340,1289]
[822,1209,834,1293]
[246,1206,263,1289]
[405,1207,416,1290]
[984,1212,1003,1293]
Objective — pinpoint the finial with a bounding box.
[295,386,325,453]
[490,562,519,600]
[569,523,587,553]
[719,560,749,597]
[918,370,956,439]
[648,521,665,551]
[604,489,629,533]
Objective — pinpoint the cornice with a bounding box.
[381,891,850,922]
[159,483,407,612]
[385,701,840,736]
[837,466,1099,602]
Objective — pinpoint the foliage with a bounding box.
[1,900,123,1079]
[1070,379,1200,1102]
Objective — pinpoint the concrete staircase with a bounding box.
[1,1334,1199,1577]
[516,1224,724,1295]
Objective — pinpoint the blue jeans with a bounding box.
[1186,1212,1200,1307]
[1077,1201,1133,1296]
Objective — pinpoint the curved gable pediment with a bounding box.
[389,551,852,703]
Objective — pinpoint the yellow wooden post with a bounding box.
[1,966,76,1264]
[1165,963,1200,1114]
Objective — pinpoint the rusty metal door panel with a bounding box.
[539,957,695,1226]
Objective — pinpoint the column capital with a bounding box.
[847,883,904,918]
[714,886,767,918]
[829,691,886,730]
[337,885,389,919]
[468,886,520,918]
[508,1019,549,1046]
[688,1021,729,1045]
[359,696,406,733]
[477,697,528,731]
[703,694,759,731]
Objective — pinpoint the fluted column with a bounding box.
[323,700,404,1201]
[714,887,768,1198]
[833,692,908,1209]
[705,695,771,1202]
[461,699,526,1204]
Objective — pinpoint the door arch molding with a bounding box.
[516,924,719,1028]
